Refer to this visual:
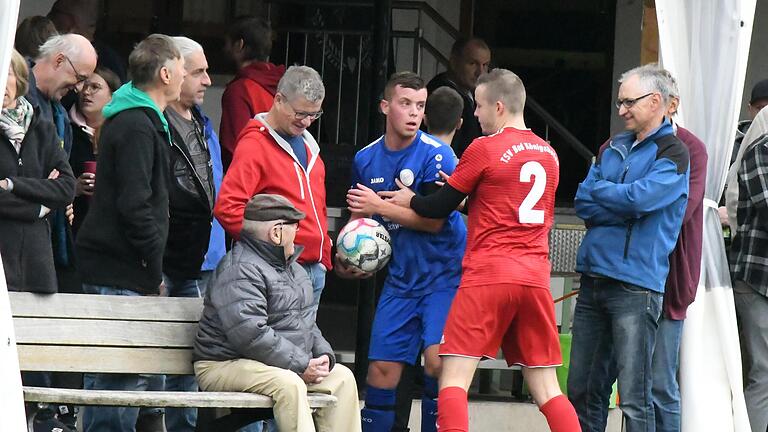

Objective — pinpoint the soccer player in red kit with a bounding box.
[383,68,580,432]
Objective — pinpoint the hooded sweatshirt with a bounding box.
[219,62,286,169]
[75,83,172,294]
[214,114,332,270]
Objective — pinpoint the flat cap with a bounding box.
[244,194,305,222]
[750,79,768,104]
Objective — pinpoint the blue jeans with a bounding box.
[301,262,327,309]
[155,274,207,432]
[82,284,154,432]
[651,317,683,432]
[567,275,663,432]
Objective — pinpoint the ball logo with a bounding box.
[399,169,415,187]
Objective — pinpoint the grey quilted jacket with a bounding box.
[193,236,335,374]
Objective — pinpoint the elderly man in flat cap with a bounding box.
[193,194,361,432]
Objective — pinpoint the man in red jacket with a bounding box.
[215,65,331,309]
[220,16,286,170]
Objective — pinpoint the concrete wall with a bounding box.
[19,0,55,20]
[392,0,459,81]
[610,0,644,135]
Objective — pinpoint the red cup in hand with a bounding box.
[83,161,97,174]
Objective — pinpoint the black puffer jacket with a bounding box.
[193,236,335,374]
[0,106,75,293]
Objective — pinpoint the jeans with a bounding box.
[82,284,154,432]
[301,262,327,309]
[734,281,768,432]
[156,274,207,432]
[567,275,663,432]
[651,318,684,432]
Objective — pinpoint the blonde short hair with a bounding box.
[9,49,30,97]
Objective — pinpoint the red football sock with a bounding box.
[437,386,469,432]
[540,395,582,432]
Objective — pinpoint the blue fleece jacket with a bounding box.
[195,106,226,272]
[575,119,690,293]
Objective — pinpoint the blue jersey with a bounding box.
[352,130,467,297]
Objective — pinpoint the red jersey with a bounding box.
[448,127,559,289]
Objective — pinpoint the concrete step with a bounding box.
[401,399,623,431]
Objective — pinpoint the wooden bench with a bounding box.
[10,292,337,430]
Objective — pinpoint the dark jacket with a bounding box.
[26,63,77,273]
[0,105,75,293]
[193,237,335,374]
[75,84,171,294]
[69,123,95,236]
[426,72,483,158]
[664,126,707,319]
[163,107,215,280]
[575,119,690,293]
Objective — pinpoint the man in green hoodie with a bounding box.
[74,33,186,432]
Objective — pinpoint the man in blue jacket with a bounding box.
[567,64,690,432]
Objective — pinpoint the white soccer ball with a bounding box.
[336,218,392,273]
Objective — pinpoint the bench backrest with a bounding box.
[10,292,203,375]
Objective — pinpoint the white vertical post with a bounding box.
[0,1,28,429]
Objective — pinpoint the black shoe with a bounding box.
[32,408,75,432]
[136,411,165,432]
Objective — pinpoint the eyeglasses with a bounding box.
[82,81,105,95]
[615,92,655,110]
[64,56,89,85]
[280,94,323,121]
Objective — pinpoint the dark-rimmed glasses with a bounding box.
[615,92,654,110]
[280,94,323,121]
[64,55,89,84]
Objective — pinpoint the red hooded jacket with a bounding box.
[214,114,332,270]
[220,62,286,170]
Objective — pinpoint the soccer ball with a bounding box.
[336,218,392,273]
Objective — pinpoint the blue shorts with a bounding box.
[368,289,457,364]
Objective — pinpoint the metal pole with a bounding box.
[355,0,391,386]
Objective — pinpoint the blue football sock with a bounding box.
[421,375,439,432]
[362,386,396,432]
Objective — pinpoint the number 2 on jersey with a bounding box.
[519,161,546,224]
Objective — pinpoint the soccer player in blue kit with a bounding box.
[337,71,467,432]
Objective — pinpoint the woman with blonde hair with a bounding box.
[0,48,75,294]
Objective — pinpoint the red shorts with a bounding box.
[439,283,562,367]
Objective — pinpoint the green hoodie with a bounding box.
[102,82,171,143]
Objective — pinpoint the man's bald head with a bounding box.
[34,33,98,100]
[449,37,491,91]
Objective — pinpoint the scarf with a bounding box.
[0,96,34,153]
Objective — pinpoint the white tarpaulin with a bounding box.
[0,0,28,430]
[656,1,755,431]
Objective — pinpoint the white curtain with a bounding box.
[0,1,28,430]
[656,1,755,431]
